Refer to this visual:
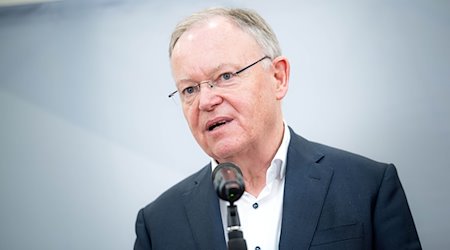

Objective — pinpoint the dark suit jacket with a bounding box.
[134,128,421,249]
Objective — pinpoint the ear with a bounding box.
[271,56,290,100]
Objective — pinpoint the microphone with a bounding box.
[212,162,247,250]
[212,162,245,204]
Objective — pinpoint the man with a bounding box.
[134,7,421,250]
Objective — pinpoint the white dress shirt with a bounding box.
[211,123,290,250]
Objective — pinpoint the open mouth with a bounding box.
[207,119,231,131]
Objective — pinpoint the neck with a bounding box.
[220,121,285,197]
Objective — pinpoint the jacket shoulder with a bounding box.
[142,164,211,214]
[295,131,389,171]
[289,130,392,189]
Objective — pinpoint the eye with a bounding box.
[221,72,234,81]
[181,85,197,96]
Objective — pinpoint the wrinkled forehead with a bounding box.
[172,16,241,55]
[170,16,263,80]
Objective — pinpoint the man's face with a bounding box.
[170,17,287,163]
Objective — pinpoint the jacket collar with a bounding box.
[279,127,333,249]
[182,165,227,250]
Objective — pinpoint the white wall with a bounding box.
[1,0,449,249]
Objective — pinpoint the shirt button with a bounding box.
[252,203,259,209]
[255,247,261,250]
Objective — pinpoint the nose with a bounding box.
[197,82,222,111]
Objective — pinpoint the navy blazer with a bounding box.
[134,128,421,249]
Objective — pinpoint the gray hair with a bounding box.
[169,7,282,59]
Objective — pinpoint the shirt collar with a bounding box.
[267,121,290,182]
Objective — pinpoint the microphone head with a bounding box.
[212,162,245,203]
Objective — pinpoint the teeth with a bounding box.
[209,120,227,131]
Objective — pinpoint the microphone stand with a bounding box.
[227,202,247,250]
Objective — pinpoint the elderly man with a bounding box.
[134,7,421,250]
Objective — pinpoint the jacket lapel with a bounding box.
[279,129,334,249]
[182,165,227,250]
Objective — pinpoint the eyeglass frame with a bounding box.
[168,55,271,101]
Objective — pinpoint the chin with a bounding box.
[209,143,241,162]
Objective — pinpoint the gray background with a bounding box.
[1,0,449,249]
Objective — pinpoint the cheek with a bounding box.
[226,88,262,121]
[246,84,277,120]
[183,107,197,130]
[184,108,208,146]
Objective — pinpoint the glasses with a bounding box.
[168,56,271,105]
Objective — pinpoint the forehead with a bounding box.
[171,16,262,80]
